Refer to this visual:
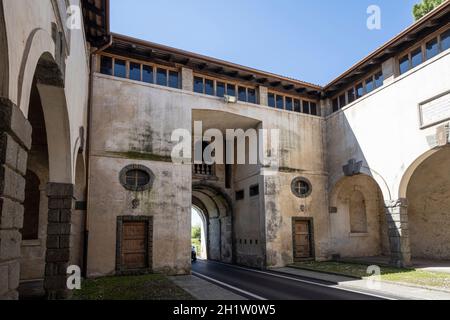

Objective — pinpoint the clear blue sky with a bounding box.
[110,0,420,86]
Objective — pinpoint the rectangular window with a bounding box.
[374,71,383,88]
[157,68,167,86]
[399,55,410,75]
[276,95,284,109]
[194,77,204,94]
[347,88,355,103]
[238,87,247,102]
[426,38,439,60]
[303,100,310,114]
[294,99,301,113]
[355,83,364,98]
[249,185,259,197]
[114,59,127,78]
[285,97,293,111]
[268,93,275,108]
[338,94,346,108]
[441,29,450,51]
[227,84,236,97]
[310,102,318,116]
[236,190,244,201]
[365,76,374,93]
[129,62,141,81]
[332,98,339,113]
[411,47,423,69]
[205,79,214,95]
[142,65,154,83]
[216,82,225,97]
[100,56,113,75]
[247,88,256,104]
[169,71,179,88]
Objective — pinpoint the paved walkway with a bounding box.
[274,267,450,300]
[169,275,247,300]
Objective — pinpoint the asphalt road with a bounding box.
[192,260,387,300]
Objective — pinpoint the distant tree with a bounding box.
[191,226,201,240]
[413,0,445,20]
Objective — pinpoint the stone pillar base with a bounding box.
[44,183,74,300]
[385,199,411,268]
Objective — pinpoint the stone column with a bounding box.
[44,183,74,300]
[0,98,32,300]
[385,198,411,267]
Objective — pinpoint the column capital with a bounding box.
[385,198,408,209]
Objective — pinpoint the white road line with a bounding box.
[192,271,267,301]
[196,260,397,301]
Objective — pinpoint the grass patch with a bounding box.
[72,274,194,300]
[292,261,450,289]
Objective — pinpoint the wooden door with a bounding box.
[122,221,149,270]
[293,220,312,260]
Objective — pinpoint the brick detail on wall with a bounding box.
[0,98,31,300]
[44,183,74,300]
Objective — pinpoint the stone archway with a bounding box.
[329,174,389,259]
[405,146,450,261]
[192,183,234,264]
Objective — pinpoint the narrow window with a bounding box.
[169,71,179,88]
[249,185,259,197]
[374,71,383,88]
[365,76,374,93]
[310,102,318,116]
[268,93,275,108]
[355,83,364,98]
[129,62,141,81]
[194,77,204,94]
[410,47,423,69]
[338,94,346,108]
[157,68,168,86]
[441,29,450,51]
[294,99,301,113]
[276,95,284,109]
[238,86,247,102]
[332,98,339,113]
[216,82,225,97]
[227,84,236,97]
[347,88,355,103]
[205,79,214,95]
[285,97,293,111]
[143,65,154,83]
[303,100,310,114]
[247,88,256,104]
[399,55,410,75]
[114,59,127,78]
[100,56,113,75]
[426,38,439,60]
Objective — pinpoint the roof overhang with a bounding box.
[106,33,323,99]
[81,0,110,47]
[323,1,450,97]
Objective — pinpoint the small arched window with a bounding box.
[120,165,154,191]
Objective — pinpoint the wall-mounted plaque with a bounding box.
[419,91,450,128]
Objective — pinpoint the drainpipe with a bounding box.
[82,35,113,277]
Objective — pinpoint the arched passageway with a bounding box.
[192,184,234,264]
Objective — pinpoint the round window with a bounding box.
[291,177,312,198]
[120,165,154,191]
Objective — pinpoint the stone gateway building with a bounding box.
[1,0,450,299]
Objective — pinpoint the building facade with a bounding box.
[1,0,450,299]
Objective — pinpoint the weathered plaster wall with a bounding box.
[407,146,450,260]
